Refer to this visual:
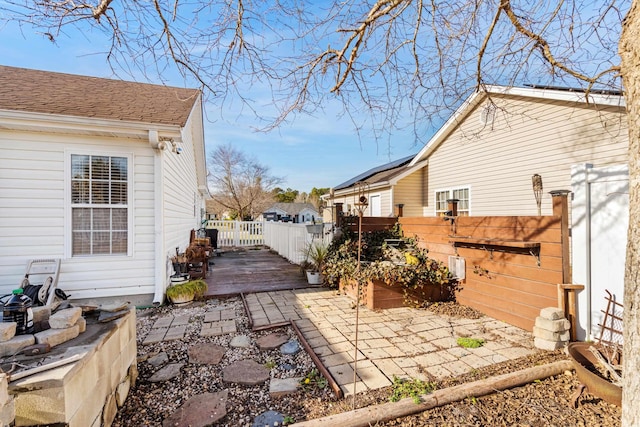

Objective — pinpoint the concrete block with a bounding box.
[0,324,16,343]
[539,307,565,320]
[0,335,35,358]
[533,326,570,342]
[34,325,79,348]
[534,337,567,351]
[534,316,570,332]
[14,386,66,426]
[49,308,82,329]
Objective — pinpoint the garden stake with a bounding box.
[352,181,369,409]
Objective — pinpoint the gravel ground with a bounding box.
[113,299,621,427]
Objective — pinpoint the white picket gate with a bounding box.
[204,220,333,265]
[204,220,263,247]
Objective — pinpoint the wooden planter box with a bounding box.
[339,278,448,310]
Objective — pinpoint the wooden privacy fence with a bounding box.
[397,192,573,333]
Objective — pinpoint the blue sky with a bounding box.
[0,21,422,193]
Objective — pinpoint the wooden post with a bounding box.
[550,190,571,284]
[335,203,343,228]
[557,283,585,341]
[395,204,404,217]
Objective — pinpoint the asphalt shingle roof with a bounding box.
[0,65,200,126]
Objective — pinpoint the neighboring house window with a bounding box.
[71,154,128,256]
[435,187,470,216]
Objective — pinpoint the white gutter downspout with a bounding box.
[149,130,166,305]
[584,163,593,339]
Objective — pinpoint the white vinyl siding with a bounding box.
[426,95,628,216]
[0,131,155,300]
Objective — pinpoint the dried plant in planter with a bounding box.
[166,279,208,304]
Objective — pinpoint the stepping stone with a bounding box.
[280,340,300,355]
[252,410,284,427]
[148,352,169,367]
[188,343,225,365]
[269,377,303,398]
[230,335,251,348]
[222,360,270,385]
[149,363,184,382]
[162,390,228,427]
[256,333,289,351]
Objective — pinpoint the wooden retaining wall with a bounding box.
[399,214,564,331]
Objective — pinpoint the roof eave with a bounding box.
[0,109,183,141]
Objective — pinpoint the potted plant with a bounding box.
[166,279,208,304]
[304,242,328,285]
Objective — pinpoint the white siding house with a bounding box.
[0,66,208,305]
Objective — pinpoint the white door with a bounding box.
[369,195,382,216]
[571,164,628,342]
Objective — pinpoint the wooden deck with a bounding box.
[203,247,319,298]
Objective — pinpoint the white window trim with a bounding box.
[64,149,135,259]
[434,186,471,216]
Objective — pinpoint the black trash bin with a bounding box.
[205,228,219,251]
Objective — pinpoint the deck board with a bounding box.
[203,247,319,298]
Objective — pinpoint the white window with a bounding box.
[70,154,129,256]
[435,187,470,216]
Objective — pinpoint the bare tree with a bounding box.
[207,143,281,220]
[2,1,639,423]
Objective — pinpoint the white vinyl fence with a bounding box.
[204,220,263,247]
[204,220,333,265]
[263,222,333,264]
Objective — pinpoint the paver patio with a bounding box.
[244,288,537,396]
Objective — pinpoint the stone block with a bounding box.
[0,334,35,358]
[102,393,117,427]
[533,326,570,342]
[76,316,87,334]
[534,316,570,332]
[269,377,302,398]
[34,325,79,348]
[31,307,50,324]
[116,377,130,407]
[0,396,14,427]
[49,307,82,329]
[534,337,567,351]
[0,374,9,406]
[0,323,16,343]
[539,307,565,320]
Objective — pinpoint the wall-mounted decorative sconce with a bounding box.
[532,174,543,216]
